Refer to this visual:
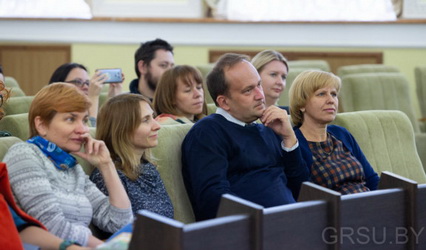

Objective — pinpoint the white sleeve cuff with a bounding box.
[281,140,299,152]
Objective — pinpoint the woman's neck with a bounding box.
[299,122,328,142]
[265,98,278,108]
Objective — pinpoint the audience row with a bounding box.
[1,37,417,249]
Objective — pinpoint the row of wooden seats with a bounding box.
[129,172,426,250]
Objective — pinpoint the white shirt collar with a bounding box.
[216,107,247,127]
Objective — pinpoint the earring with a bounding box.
[300,108,305,113]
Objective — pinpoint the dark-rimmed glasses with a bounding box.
[66,79,90,87]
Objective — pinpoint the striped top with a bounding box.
[3,142,133,246]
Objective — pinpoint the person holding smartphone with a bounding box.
[49,63,124,126]
[3,83,133,248]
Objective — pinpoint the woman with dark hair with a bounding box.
[153,65,207,125]
[49,63,123,126]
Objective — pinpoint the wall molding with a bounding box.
[0,18,425,48]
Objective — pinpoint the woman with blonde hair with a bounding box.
[90,93,173,218]
[3,83,132,248]
[289,70,379,194]
[153,65,208,125]
[251,50,289,109]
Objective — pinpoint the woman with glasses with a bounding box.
[49,63,123,126]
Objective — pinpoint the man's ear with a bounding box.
[137,60,148,75]
[34,116,47,137]
[217,95,230,111]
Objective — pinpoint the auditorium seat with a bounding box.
[337,64,399,78]
[2,96,34,115]
[0,136,22,161]
[151,123,195,223]
[338,73,426,169]
[333,110,426,183]
[277,67,322,107]
[415,66,426,130]
[288,60,330,72]
[0,113,29,140]
[129,210,252,250]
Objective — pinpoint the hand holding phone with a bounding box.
[96,68,123,83]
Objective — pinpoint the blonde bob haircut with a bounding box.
[289,70,341,127]
[0,80,11,120]
[153,65,208,121]
[29,83,91,138]
[96,93,153,181]
[251,50,289,74]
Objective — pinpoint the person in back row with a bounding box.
[153,65,208,125]
[130,38,174,101]
[90,93,174,218]
[49,62,124,126]
[181,53,309,221]
[3,83,133,247]
[289,70,379,194]
[251,50,289,110]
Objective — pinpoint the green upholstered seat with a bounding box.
[337,64,399,78]
[3,96,34,116]
[5,77,26,97]
[151,123,195,223]
[207,103,216,115]
[339,72,426,169]
[195,64,215,104]
[287,60,330,72]
[0,113,29,141]
[0,136,22,161]
[277,68,322,107]
[340,72,419,132]
[4,76,20,88]
[332,110,426,183]
[415,66,426,131]
[99,92,108,108]
[9,88,26,97]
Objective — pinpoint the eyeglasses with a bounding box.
[66,79,90,87]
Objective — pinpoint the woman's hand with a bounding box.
[108,73,124,98]
[72,133,113,169]
[88,71,108,98]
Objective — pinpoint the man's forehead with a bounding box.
[153,49,173,59]
[226,61,260,84]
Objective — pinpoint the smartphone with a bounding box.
[97,68,123,83]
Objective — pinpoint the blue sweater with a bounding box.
[294,125,380,191]
[182,114,309,221]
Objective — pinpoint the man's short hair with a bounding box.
[206,53,250,106]
[134,38,174,78]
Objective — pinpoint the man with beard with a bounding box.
[129,38,174,101]
[181,53,309,221]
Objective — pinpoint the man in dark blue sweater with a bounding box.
[181,53,309,221]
